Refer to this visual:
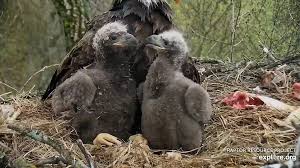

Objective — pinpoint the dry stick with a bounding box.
[76,139,95,168]
[0,139,35,168]
[34,156,66,167]
[203,54,300,77]
[230,0,235,62]
[150,146,202,155]
[235,61,253,83]
[259,41,277,62]
[0,81,18,93]
[107,143,131,168]
[0,92,12,102]
[0,141,11,152]
[20,64,59,92]
[7,123,89,168]
[251,54,300,71]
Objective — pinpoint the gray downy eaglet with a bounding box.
[141,30,213,150]
[52,22,138,143]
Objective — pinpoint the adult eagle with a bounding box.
[42,0,199,100]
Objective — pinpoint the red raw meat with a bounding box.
[222,91,264,110]
[292,83,300,100]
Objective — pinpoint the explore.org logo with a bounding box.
[257,155,296,161]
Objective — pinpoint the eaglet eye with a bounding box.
[163,39,169,46]
[110,33,118,40]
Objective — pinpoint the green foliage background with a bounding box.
[0,0,66,94]
[171,0,300,61]
[0,0,299,94]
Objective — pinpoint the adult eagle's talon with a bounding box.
[93,133,122,146]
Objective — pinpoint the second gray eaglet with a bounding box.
[141,30,213,151]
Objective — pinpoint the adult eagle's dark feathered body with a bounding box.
[42,0,200,100]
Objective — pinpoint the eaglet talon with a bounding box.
[128,134,150,151]
[129,134,148,145]
[93,133,122,146]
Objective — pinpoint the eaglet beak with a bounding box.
[112,33,138,48]
[175,0,181,4]
[145,35,166,51]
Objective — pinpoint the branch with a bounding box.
[0,81,18,93]
[34,156,66,167]
[7,123,88,168]
[20,64,59,92]
[13,158,37,168]
[250,54,300,70]
[0,141,36,168]
[0,141,11,152]
[76,139,95,168]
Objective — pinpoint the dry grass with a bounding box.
[0,72,298,168]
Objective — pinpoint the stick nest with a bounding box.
[0,68,298,168]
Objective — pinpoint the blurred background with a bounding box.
[0,0,299,94]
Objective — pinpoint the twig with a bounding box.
[203,54,300,77]
[13,157,37,168]
[107,143,131,168]
[259,41,277,62]
[235,61,253,83]
[0,141,11,152]
[34,156,66,167]
[251,54,300,70]
[191,29,230,45]
[76,139,95,168]
[150,146,202,155]
[0,81,18,93]
[20,64,59,92]
[7,123,88,168]
[0,92,12,102]
[230,0,235,62]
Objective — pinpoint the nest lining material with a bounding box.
[0,73,298,168]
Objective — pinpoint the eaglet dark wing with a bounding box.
[181,57,201,84]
